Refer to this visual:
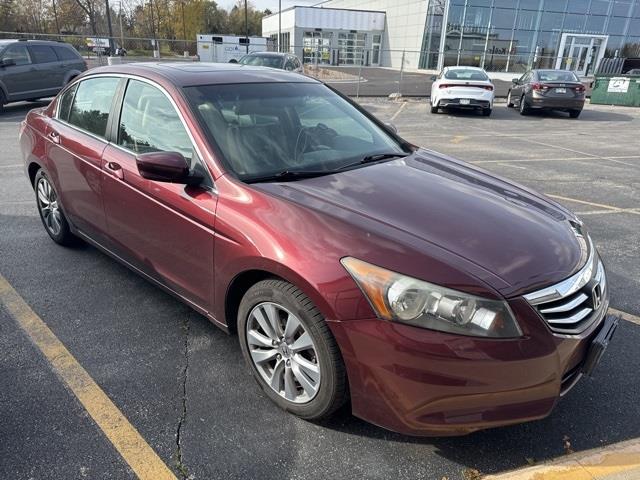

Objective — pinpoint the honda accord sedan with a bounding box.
[20,62,617,436]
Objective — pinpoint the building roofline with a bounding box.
[263,5,386,20]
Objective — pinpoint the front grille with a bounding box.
[524,237,608,335]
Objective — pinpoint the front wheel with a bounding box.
[507,91,514,108]
[238,279,348,420]
[519,95,530,115]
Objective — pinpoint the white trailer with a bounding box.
[196,35,268,63]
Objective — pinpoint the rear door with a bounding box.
[47,76,121,242]
[28,44,65,94]
[101,78,217,312]
[0,43,38,101]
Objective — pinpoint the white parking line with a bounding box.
[390,101,408,121]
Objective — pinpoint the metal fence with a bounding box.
[1,31,597,97]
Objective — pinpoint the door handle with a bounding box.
[105,161,124,180]
[48,130,60,144]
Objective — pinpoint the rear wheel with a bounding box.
[238,279,348,420]
[0,90,5,113]
[482,108,492,117]
[569,109,582,118]
[519,95,530,115]
[430,101,438,114]
[34,170,78,246]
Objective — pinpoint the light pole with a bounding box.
[244,0,249,53]
[278,0,281,52]
[105,0,115,54]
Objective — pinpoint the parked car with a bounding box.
[238,52,303,73]
[20,63,617,436]
[0,39,86,111]
[430,66,495,116]
[507,69,586,118]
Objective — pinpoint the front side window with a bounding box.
[2,44,31,65]
[185,82,405,181]
[68,77,119,137]
[29,45,58,64]
[118,79,194,161]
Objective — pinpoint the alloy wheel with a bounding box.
[37,177,63,236]
[246,302,321,403]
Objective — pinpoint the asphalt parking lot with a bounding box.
[1,99,639,480]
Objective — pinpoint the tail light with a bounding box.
[483,85,494,91]
[439,84,451,89]
[575,85,586,93]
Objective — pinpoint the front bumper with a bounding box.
[328,297,610,437]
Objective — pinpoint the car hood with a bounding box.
[252,150,587,297]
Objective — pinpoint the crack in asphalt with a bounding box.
[175,312,190,479]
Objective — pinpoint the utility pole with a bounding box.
[149,0,157,57]
[244,0,249,53]
[278,0,281,52]
[105,0,115,54]
[118,0,124,52]
[52,0,61,35]
[181,0,187,53]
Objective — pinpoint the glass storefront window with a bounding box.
[567,0,590,14]
[590,0,611,15]
[586,15,607,33]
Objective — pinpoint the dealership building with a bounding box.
[262,0,640,75]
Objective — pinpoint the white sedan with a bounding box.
[430,66,495,116]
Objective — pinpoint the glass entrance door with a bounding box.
[557,34,608,77]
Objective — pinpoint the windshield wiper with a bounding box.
[337,152,409,172]
[245,169,332,183]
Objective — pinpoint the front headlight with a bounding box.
[341,257,522,338]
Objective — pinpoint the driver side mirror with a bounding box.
[0,58,16,67]
[384,122,398,134]
[430,75,437,81]
[512,78,520,84]
[136,151,201,185]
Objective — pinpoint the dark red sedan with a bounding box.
[19,63,617,436]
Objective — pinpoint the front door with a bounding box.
[101,78,217,312]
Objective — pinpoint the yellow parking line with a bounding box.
[0,274,177,480]
[484,437,640,480]
[610,307,640,326]
[546,194,622,211]
[390,101,407,121]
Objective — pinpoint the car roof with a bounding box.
[445,66,486,71]
[85,62,318,87]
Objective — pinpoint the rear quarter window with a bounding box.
[54,46,81,61]
[29,45,58,64]
[57,84,78,122]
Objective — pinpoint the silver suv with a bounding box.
[0,39,86,111]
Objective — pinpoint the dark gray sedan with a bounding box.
[507,69,586,118]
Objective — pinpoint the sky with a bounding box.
[217,0,321,12]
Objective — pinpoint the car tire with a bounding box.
[507,91,514,108]
[0,90,5,113]
[519,95,530,115]
[238,279,348,420]
[482,108,492,117]
[430,102,438,114]
[34,169,79,246]
[569,109,582,118]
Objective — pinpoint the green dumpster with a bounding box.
[590,74,640,106]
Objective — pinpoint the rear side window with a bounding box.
[68,77,119,138]
[57,84,77,122]
[54,46,81,61]
[118,80,193,160]
[29,45,58,64]
[2,44,31,65]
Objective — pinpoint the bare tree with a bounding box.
[74,0,98,34]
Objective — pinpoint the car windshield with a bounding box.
[239,55,284,69]
[185,82,406,182]
[538,70,580,82]
[444,69,488,81]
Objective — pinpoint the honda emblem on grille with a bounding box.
[592,283,603,310]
